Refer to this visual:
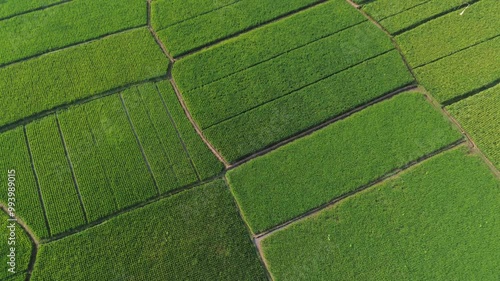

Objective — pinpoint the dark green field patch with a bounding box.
[261,148,500,281]
[227,92,461,233]
[32,180,267,281]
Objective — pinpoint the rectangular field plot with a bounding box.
[0,128,49,238]
[0,28,168,128]
[261,148,500,281]
[173,0,365,91]
[0,0,64,20]
[227,92,462,233]
[396,0,500,67]
[0,0,146,66]
[415,36,500,104]
[447,84,500,169]
[32,180,267,281]
[25,116,86,235]
[154,0,322,56]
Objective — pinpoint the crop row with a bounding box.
[448,83,500,169]
[396,0,499,67]
[0,80,223,236]
[361,0,430,21]
[32,180,267,281]
[181,21,394,130]
[261,148,500,280]
[379,0,472,34]
[0,0,145,66]
[0,128,49,238]
[0,0,63,20]
[151,0,241,30]
[173,0,365,91]
[227,92,462,233]
[154,0,321,56]
[415,36,500,104]
[0,28,168,128]
[26,116,86,236]
[204,51,414,162]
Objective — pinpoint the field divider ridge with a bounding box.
[0,25,148,69]
[228,84,417,169]
[180,20,367,92]
[376,0,433,21]
[414,33,500,69]
[419,87,500,179]
[0,75,168,136]
[147,0,175,62]
[22,127,51,237]
[168,78,230,167]
[40,173,224,244]
[254,140,466,241]
[221,176,274,281]
[0,0,72,22]
[174,0,329,60]
[0,206,39,281]
[119,93,161,197]
[203,48,396,131]
[346,0,418,81]
[391,0,482,36]
[155,84,201,181]
[55,113,89,224]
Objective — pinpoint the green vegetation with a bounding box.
[182,22,394,129]
[0,128,49,238]
[122,83,199,191]
[261,148,500,281]
[362,0,429,20]
[156,81,224,179]
[448,84,500,169]
[151,0,240,30]
[396,0,500,67]
[173,1,365,91]
[0,28,168,127]
[32,180,267,281]
[155,0,321,56]
[25,116,85,235]
[379,0,472,34]
[205,51,414,162]
[0,0,63,20]
[0,0,146,66]
[0,211,32,280]
[227,93,461,233]
[59,95,158,221]
[415,36,500,104]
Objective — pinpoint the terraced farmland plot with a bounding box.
[448,84,500,169]
[32,180,267,281]
[174,7,414,162]
[0,128,49,238]
[227,92,462,233]
[261,148,500,281]
[0,27,168,128]
[0,0,146,66]
[152,0,322,56]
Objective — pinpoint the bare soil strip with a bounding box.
[174,0,329,60]
[119,94,161,196]
[55,113,89,224]
[228,84,417,169]
[23,127,51,237]
[254,140,465,241]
